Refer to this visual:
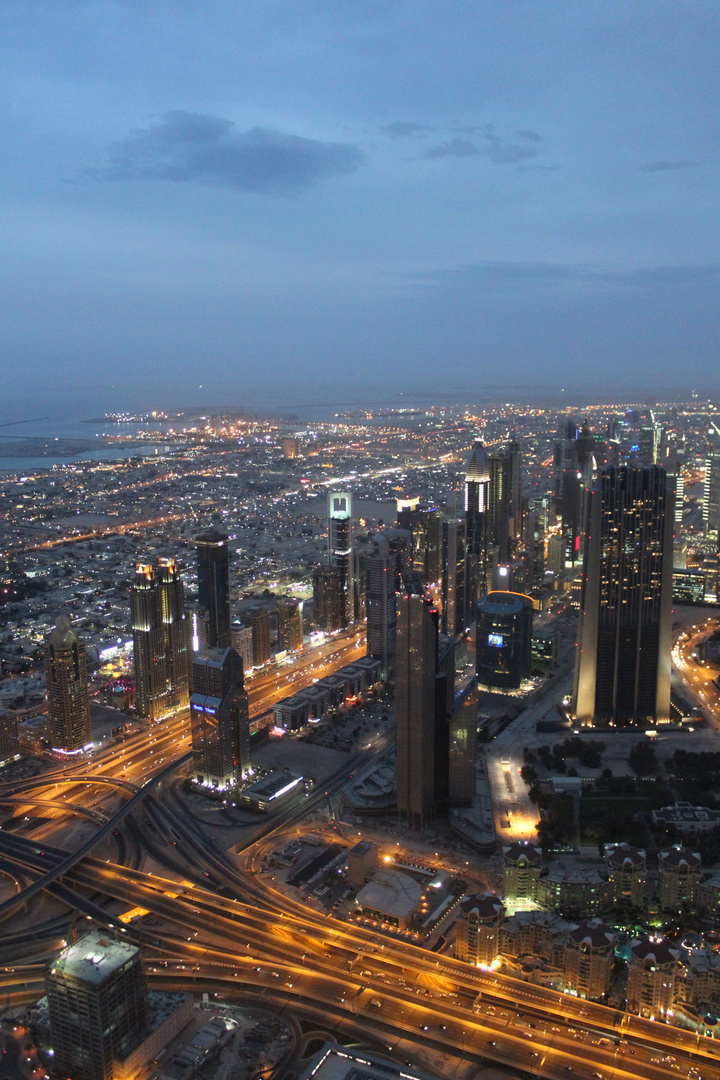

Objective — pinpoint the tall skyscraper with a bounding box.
[572,466,674,726]
[46,930,149,1080]
[45,614,92,754]
[131,560,189,722]
[328,491,354,629]
[245,605,270,667]
[396,497,442,585]
[554,418,596,568]
[277,595,304,652]
[195,528,231,649]
[463,442,490,628]
[395,583,452,828]
[476,591,534,690]
[312,564,344,633]
[190,646,250,788]
[703,451,720,538]
[487,439,522,562]
[365,532,397,678]
[441,512,466,636]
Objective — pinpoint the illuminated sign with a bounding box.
[488,634,504,647]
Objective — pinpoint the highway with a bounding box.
[1,638,720,1077]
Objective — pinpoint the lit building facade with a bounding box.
[627,936,678,1019]
[46,930,148,1080]
[564,918,616,1001]
[572,466,674,726]
[328,491,354,629]
[44,614,92,754]
[190,646,250,788]
[277,595,304,652]
[131,560,189,722]
[658,845,701,911]
[456,892,504,966]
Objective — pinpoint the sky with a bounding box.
[1,1,719,418]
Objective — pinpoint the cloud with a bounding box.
[642,159,698,173]
[428,126,541,164]
[382,121,432,137]
[91,111,365,194]
[425,138,480,159]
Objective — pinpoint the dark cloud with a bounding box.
[382,121,432,137]
[430,126,541,164]
[643,159,698,172]
[91,111,365,194]
[425,138,480,159]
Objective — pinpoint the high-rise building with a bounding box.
[245,606,271,667]
[456,892,504,966]
[554,418,596,568]
[365,532,397,678]
[440,512,466,636]
[277,596,304,652]
[464,442,489,626]
[487,439,522,562]
[476,591,533,690]
[312,565,344,634]
[396,497,442,585]
[448,679,477,807]
[46,930,149,1080]
[190,646,250,788]
[0,708,20,767]
[626,936,678,1019]
[395,583,451,828]
[195,528,231,649]
[572,466,674,726]
[328,491,354,628]
[131,560,189,722]
[231,622,254,674]
[45,614,92,754]
[703,452,720,537]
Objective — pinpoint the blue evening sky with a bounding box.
[1,1,718,416]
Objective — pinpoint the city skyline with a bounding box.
[1,2,719,419]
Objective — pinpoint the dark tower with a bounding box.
[190,646,250,788]
[573,466,674,725]
[464,441,489,627]
[365,532,397,678]
[196,528,231,649]
[45,614,92,753]
[328,491,354,629]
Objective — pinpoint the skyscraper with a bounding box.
[245,605,271,667]
[572,466,674,726]
[45,614,92,754]
[365,532,397,678]
[328,491,354,629]
[464,442,489,626]
[476,591,534,690]
[46,930,149,1080]
[441,512,466,636]
[703,451,720,538]
[395,583,447,828]
[131,560,189,722]
[312,564,344,633]
[190,646,250,788]
[396,497,442,585]
[487,439,522,562]
[277,595,304,652]
[195,528,231,649]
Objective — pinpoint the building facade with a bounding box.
[196,528,231,649]
[131,559,189,722]
[46,931,149,1080]
[190,646,250,788]
[328,491,354,629]
[44,613,92,753]
[476,591,533,690]
[572,466,674,726]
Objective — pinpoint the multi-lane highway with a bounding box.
[1,636,720,1077]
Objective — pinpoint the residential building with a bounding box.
[563,918,616,1000]
[658,845,701,911]
[456,892,504,966]
[626,936,678,1019]
[190,646,250,789]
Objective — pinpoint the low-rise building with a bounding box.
[502,840,543,905]
[563,918,616,1001]
[652,802,720,834]
[658,845,701,911]
[605,842,646,909]
[626,935,679,1019]
[536,865,612,919]
[456,892,504,967]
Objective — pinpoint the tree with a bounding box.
[628,740,658,776]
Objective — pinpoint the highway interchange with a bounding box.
[2,621,720,1078]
